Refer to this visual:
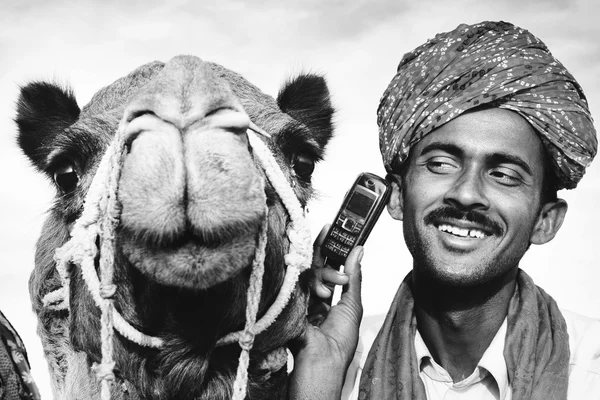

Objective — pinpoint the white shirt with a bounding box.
[414,318,510,400]
[342,309,600,400]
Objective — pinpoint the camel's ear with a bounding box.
[276,73,334,149]
[15,81,80,171]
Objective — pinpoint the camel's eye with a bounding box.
[53,163,79,193]
[292,153,315,181]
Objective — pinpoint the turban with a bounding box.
[378,21,597,189]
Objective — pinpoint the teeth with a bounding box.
[438,224,485,238]
[469,229,485,239]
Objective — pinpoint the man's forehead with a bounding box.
[411,108,545,169]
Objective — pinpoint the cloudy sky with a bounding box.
[1,0,599,396]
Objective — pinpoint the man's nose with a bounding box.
[444,168,490,210]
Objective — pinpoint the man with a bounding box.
[288,21,600,399]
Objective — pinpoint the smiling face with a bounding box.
[388,108,567,287]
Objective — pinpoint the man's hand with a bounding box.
[288,225,363,399]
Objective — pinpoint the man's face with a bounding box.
[394,108,556,287]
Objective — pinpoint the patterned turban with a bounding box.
[378,21,597,189]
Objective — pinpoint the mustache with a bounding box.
[423,206,503,236]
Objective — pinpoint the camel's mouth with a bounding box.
[120,222,262,289]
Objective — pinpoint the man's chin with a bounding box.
[414,255,497,288]
[408,234,511,287]
[414,253,523,293]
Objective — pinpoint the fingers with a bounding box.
[312,268,333,299]
[322,267,350,286]
[311,224,344,299]
[312,224,331,266]
[312,266,349,299]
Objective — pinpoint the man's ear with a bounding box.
[530,199,568,245]
[386,173,404,221]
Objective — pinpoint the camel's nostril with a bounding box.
[190,106,251,135]
[205,106,236,118]
[122,112,175,153]
[127,110,157,123]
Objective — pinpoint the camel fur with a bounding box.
[16,55,335,400]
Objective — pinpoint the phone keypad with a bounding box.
[323,222,360,260]
[324,239,350,258]
[330,226,356,246]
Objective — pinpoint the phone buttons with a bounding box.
[342,218,356,231]
[330,227,355,247]
[324,240,350,258]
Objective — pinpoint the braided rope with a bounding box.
[95,125,127,400]
[230,204,269,400]
[43,121,313,400]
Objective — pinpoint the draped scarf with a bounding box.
[0,310,41,400]
[358,270,570,399]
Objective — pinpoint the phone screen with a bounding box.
[346,191,375,218]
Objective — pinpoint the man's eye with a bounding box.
[489,169,521,185]
[426,158,457,173]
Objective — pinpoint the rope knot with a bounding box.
[239,331,255,352]
[100,283,117,299]
[92,361,116,382]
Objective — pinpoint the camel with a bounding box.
[16,55,334,400]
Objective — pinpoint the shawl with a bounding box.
[0,310,41,400]
[358,270,570,399]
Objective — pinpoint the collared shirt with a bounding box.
[342,309,600,399]
[414,319,511,400]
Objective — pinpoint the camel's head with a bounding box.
[17,56,334,399]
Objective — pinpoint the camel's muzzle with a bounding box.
[116,55,267,289]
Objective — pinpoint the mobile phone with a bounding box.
[321,172,391,269]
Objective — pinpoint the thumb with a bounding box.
[339,246,363,318]
[319,246,363,339]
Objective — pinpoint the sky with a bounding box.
[1,0,599,397]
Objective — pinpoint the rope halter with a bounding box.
[43,119,313,400]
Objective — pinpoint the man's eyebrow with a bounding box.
[419,142,463,157]
[488,153,533,176]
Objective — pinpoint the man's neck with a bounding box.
[412,268,517,382]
